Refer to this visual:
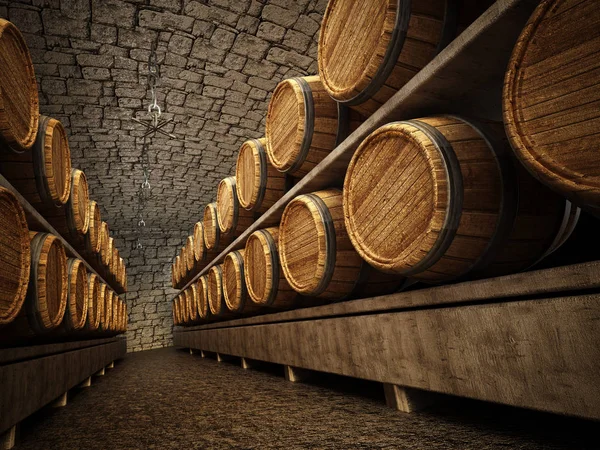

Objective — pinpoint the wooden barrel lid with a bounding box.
[503,0,600,209]
[244,227,279,306]
[86,200,101,254]
[29,232,68,333]
[0,18,39,151]
[223,249,246,314]
[207,265,224,316]
[197,275,210,320]
[266,77,312,173]
[193,221,206,263]
[216,177,239,234]
[86,273,101,331]
[65,258,88,331]
[279,191,337,295]
[203,202,220,250]
[236,138,268,211]
[318,0,397,103]
[69,169,90,236]
[343,121,460,274]
[0,186,30,325]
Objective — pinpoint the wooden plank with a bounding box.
[172,0,540,297]
[0,339,126,433]
[0,174,125,294]
[176,261,600,331]
[174,295,600,420]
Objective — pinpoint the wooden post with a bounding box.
[78,377,92,388]
[107,361,115,369]
[200,350,206,358]
[241,357,258,370]
[52,392,68,408]
[95,367,105,377]
[383,384,435,413]
[0,425,17,450]
[189,348,194,355]
[284,365,312,383]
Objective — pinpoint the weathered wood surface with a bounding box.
[0,337,126,433]
[176,261,600,331]
[171,0,541,297]
[175,295,600,420]
[0,174,125,294]
[0,337,118,364]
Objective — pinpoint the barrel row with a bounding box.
[0,18,127,293]
[0,188,127,341]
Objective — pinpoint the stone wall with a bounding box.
[1,0,327,351]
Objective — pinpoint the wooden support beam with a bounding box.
[383,384,436,413]
[284,366,312,383]
[241,357,258,370]
[78,377,92,388]
[95,367,105,377]
[0,426,16,450]
[51,392,68,408]
[106,361,114,369]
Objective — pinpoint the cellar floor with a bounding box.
[15,347,597,450]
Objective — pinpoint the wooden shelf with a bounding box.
[0,337,126,435]
[174,0,540,296]
[174,263,600,421]
[0,173,125,295]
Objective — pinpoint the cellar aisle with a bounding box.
[15,348,597,450]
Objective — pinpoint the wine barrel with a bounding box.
[173,256,181,288]
[111,246,119,281]
[217,176,254,239]
[280,188,403,300]
[0,115,71,208]
[99,221,110,267]
[106,236,114,272]
[58,258,88,333]
[503,0,600,215]
[0,18,39,151]
[266,76,354,177]
[235,138,287,214]
[188,283,199,324]
[97,283,108,333]
[176,294,185,325]
[46,169,90,243]
[85,200,101,256]
[83,273,100,332]
[2,232,68,337]
[172,298,179,326]
[101,286,113,333]
[185,236,195,274]
[112,295,121,332]
[0,186,30,326]
[193,221,207,270]
[318,0,453,116]
[223,249,257,316]
[203,202,230,251]
[343,116,578,283]
[244,227,298,309]
[208,264,231,319]
[197,275,210,321]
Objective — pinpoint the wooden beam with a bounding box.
[175,295,600,420]
[0,426,16,450]
[241,357,258,370]
[78,377,92,388]
[284,366,312,383]
[51,392,68,408]
[383,384,436,413]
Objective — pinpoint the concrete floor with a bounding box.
[15,347,598,449]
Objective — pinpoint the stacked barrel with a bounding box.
[173,0,599,326]
[0,18,128,342]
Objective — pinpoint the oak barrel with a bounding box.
[193,221,207,270]
[208,264,231,319]
[203,202,230,251]
[2,232,68,337]
[217,176,254,239]
[235,138,287,214]
[223,249,257,315]
[0,115,71,208]
[196,275,210,321]
[0,186,30,326]
[318,0,452,116]
[99,221,110,267]
[187,283,199,324]
[185,236,194,274]
[0,18,39,151]
[172,298,179,326]
[85,200,101,256]
[58,258,88,333]
[106,237,114,272]
[46,168,90,242]
[97,283,108,333]
[503,0,600,214]
[266,76,346,177]
[244,227,298,309]
[101,286,113,333]
[83,273,101,332]
[343,116,578,283]
[280,188,402,300]
[177,294,185,325]
[173,255,182,288]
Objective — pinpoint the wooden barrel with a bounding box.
[0,18,39,151]
[83,273,100,332]
[3,232,68,337]
[112,295,120,332]
[203,202,230,251]
[117,256,125,290]
[106,237,114,271]
[46,169,90,242]
[196,275,210,321]
[102,287,113,333]
[185,236,195,274]
[188,283,199,324]
[343,116,578,283]
[244,227,298,309]
[111,246,119,281]
[280,188,402,300]
[85,200,101,256]
[58,258,88,333]
[266,76,346,177]
[0,115,71,208]
[235,138,287,214]
[318,0,452,116]
[99,221,110,267]
[217,176,254,239]
[208,264,231,319]
[97,283,108,333]
[223,249,257,316]
[193,221,207,270]
[173,256,181,288]
[0,186,30,326]
[503,0,600,215]
[176,294,185,325]
[172,298,179,326]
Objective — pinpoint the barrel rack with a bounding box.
[174,0,600,422]
[0,175,128,448]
